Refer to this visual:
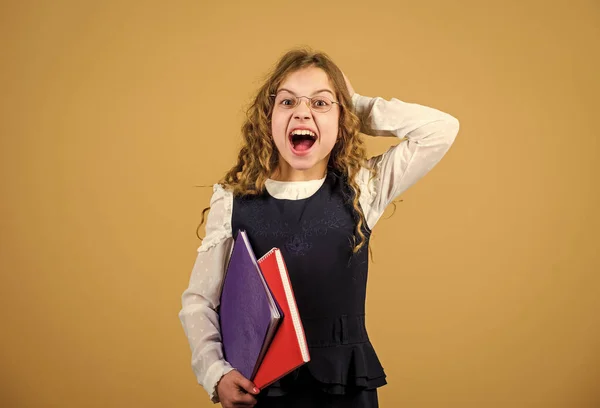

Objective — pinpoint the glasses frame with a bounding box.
[269,92,341,113]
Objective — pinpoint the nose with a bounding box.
[293,97,312,120]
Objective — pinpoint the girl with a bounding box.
[179,48,459,408]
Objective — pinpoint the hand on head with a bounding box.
[342,71,355,97]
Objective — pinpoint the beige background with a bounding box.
[1,0,599,407]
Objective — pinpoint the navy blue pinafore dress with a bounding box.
[231,171,387,408]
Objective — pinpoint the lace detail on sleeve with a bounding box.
[356,166,379,230]
[197,184,233,252]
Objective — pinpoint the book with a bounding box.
[219,230,282,381]
[252,247,310,389]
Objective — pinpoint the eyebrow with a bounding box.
[277,88,335,97]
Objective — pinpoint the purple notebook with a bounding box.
[219,230,282,380]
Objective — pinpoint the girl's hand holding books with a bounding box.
[216,369,260,408]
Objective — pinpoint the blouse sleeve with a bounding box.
[353,92,460,229]
[178,184,235,403]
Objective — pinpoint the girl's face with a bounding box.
[270,67,340,181]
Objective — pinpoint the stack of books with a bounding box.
[219,230,310,389]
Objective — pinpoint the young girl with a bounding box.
[179,48,459,408]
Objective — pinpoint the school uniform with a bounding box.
[235,171,384,407]
[179,92,459,407]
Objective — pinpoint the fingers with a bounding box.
[223,395,256,408]
[232,371,260,395]
[341,71,355,97]
[233,392,257,406]
[227,385,257,407]
[219,370,260,407]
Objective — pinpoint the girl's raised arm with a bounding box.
[178,184,235,402]
[353,92,460,229]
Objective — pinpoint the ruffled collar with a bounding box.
[264,176,327,200]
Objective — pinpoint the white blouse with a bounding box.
[179,92,460,402]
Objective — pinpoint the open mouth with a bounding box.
[289,129,318,152]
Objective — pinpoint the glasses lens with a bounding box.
[274,93,298,109]
[310,96,333,113]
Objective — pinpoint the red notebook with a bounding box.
[253,248,310,389]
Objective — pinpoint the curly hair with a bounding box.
[198,47,376,253]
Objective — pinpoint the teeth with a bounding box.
[290,129,316,137]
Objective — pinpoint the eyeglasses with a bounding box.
[269,92,340,113]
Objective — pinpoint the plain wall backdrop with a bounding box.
[1,0,598,407]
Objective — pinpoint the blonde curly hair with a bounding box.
[199,47,376,253]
